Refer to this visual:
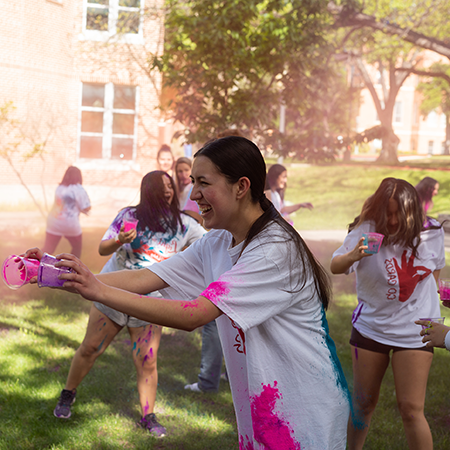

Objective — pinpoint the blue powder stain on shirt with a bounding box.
[321,309,352,394]
[320,308,366,430]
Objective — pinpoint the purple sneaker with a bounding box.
[53,389,76,419]
[138,413,166,437]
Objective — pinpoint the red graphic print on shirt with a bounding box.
[388,250,432,303]
[230,319,246,354]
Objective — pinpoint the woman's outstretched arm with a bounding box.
[23,249,221,331]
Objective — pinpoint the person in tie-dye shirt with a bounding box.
[51,171,205,437]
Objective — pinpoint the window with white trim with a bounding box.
[426,110,438,127]
[83,0,143,42]
[394,101,402,124]
[79,82,139,160]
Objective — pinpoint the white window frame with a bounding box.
[394,101,402,124]
[426,110,438,128]
[428,140,434,155]
[81,0,144,44]
[77,81,140,168]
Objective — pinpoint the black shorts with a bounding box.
[350,327,433,354]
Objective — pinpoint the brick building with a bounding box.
[0,0,181,211]
[355,51,448,155]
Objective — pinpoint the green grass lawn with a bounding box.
[2,160,450,449]
[282,161,450,230]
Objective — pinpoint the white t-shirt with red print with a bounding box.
[151,224,350,450]
[332,220,445,348]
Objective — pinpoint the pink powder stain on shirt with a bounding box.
[250,381,301,450]
[200,280,230,305]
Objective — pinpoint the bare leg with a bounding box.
[392,350,433,450]
[128,324,162,417]
[65,304,122,390]
[347,346,390,450]
[66,234,83,258]
[43,232,62,255]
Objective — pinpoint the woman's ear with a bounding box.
[236,177,251,199]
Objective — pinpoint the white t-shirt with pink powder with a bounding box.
[332,220,445,347]
[151,224,350,449]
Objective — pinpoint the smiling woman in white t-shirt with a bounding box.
[25,137,350,449]
[331,178,445,450]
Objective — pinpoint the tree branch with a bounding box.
[396,68,450,85]
[327,1,450,60]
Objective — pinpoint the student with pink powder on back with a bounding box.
[25,137,350,449]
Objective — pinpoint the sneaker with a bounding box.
[138,413,166,438]
[53,388,76,419]
[184,382,202,392]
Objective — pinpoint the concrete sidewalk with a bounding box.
[1,210,450,253]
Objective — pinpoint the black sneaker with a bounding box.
[53,389,76,419]
[138,413,166,437]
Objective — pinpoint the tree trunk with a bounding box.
[377,128,400,163]
[446,115,450,155]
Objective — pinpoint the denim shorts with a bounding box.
[350,327,433,354]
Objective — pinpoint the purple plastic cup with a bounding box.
[123,217,139,233]
[2,255,40,289]
[419,317,445,330]
[439,279,450,308]
[37,253,74,288]
[362,232,384,254]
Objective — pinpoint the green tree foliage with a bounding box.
[0,101,47,217]
[154,0,352,157]
[332,0,450,163]
[417,62,450,154]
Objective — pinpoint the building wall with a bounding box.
[0,0,183,209]
[355,51,448,155]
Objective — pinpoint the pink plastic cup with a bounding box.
[418,317,445,330]
[37,253,75,288]
[123,218,139,233]
[438,279,450,308]
[2,255,40,290]
[362,232,384,254]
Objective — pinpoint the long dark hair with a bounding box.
[194,136,331,309]
[265,163,287,199]
[415,176,438,213]
[60,166,82,186]
[349,177,440,256]
[133,171,183,235]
